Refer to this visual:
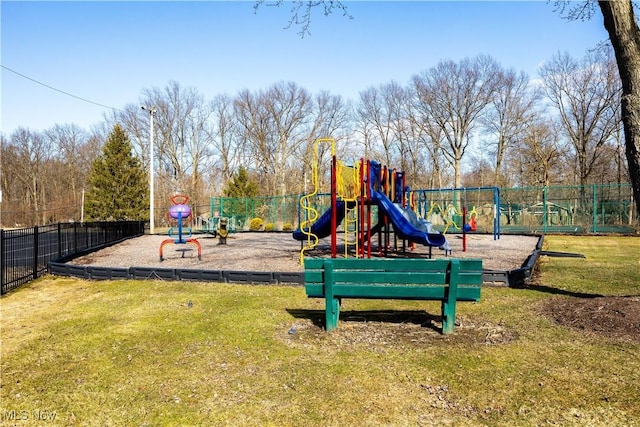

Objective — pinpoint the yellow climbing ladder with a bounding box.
[299,138,335,264]
[336,159,360,257]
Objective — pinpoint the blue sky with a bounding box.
[1,1,610,136]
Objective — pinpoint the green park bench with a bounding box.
[304,257,483,334]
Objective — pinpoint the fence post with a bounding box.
[32,225,39,282]
[543,186,548,234]
[494,187,501,240]
[74,221,78,254]
[245,198,249,227]
[1,229,4,295]
[58,223,62,259]
[593,184,598,233]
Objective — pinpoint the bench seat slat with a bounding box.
[304,258,452,271]
[333,271,447,285]
[458,271,483,285]
[305,283,481,301]
[305,271,482,286]
[305,258,482,270]
[330,284,447,299]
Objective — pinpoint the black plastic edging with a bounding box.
[48,236,545,287]
[48,262,304,285]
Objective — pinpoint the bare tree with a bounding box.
[7,128,51,224]
[384,82,416,177]
[509,118,571,187]
[353,103,378,162]
[234,81,314,196]
[106,104,149,162]
[553,0,640,219]
[208,94,247,195]
[356,85,396,166]
[45,124,91,212]
[310,92,352,144]
[481,69,541,187]
[610,106,630,185]
[412,55,502,189]
[408,83,449,189]
[141,81,214,211]
[357,80,445,189]
[392,88,429,189]
[1,137,22,226]
[254,0,351,37]
[461,154,493,188]
[539,50,621,188]
[262,0,640,219]
[296,91,352,194]
[234,88,270,191]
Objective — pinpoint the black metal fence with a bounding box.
[0,221,144,295]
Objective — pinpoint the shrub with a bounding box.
[282,222,293,232]
[249,217,264,231]
[264,223,275,232]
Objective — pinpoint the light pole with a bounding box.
[142,105,157,234]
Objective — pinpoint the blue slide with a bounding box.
[292,200,346,241]
[370,190,449,249]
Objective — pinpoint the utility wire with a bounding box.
[1,64,125,112]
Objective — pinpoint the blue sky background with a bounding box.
[1,1,610,136]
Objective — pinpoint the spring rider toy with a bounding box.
[159,193,202,261]
[218,217,229,244]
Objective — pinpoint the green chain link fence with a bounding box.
[194,184,637,235]
[500,184,636,234]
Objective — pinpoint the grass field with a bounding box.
[1,235,639,426]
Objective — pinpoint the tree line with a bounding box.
[0,49,631,227]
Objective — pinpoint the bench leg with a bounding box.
[441,299,457,334]
[325,297,341,331]
[442,259,461,334]
[323,260,340,331]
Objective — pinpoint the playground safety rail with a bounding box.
[0,220,144,295]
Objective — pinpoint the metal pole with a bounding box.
[142,106,157,234]
[80,189,85,223]
[150,110,155,235]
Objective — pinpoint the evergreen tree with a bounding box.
[222,166,260,221]
[85,125,149,221]
[223,166,259,197]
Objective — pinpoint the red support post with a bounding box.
[366,160,372,258]
[358,158,365,258]
[462,206,467,252]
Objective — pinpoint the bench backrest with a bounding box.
[304,258,482,301]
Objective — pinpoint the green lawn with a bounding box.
[1,235,639,426]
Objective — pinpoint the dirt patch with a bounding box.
[539,295,640,342]
[281,312,517,351]
[281,295,640,350]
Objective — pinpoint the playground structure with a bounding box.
[293,138,456,264]
[159,194,202,261]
